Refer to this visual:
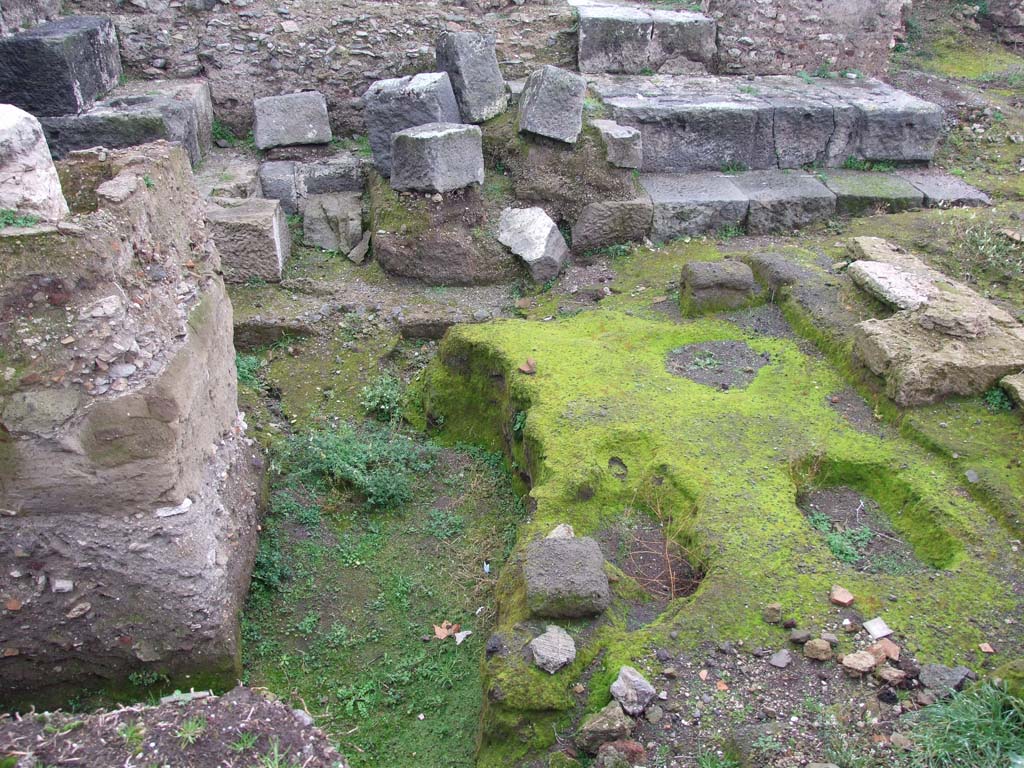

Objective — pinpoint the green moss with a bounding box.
[993,659,1024,700]
[367,171,430,238]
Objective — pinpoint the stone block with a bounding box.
[518,65,586,144]
[591,119,643,169]
[571,198,652,254]
[576,701,633,755]
[648,9,718,74]
[390,123,484,194]
[436,30,507,123]
[0,16,122,117]
[640,173,748,240]
[0,105,69,221]
[258,161,298,214]
[302,192,362,254]
[196,154,261,199]
[821,171,924,216]
[731,170,835,234]
[895,170,991,208]
[207,197,291,283]
[364,72,460,176]
[523,536,611,618]
[680,259,755,312]
[1001,373,1024,408]
[295,154,363,197]
[253,91,332,150]
[577,5,715,75]
[498,206,569,282]
[848,261,933,311]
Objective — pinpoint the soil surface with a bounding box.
[665,340,771,390]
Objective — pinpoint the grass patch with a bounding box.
[0,209,40,229]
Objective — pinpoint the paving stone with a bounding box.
[610,666,655,716]
[731,170,835,234]
[820,171,924,216]
[389,123,484,194]
[523,536,611,618]
[847,260,933,311]
[364,72,460,176]
[518,65,586,144]
[576,701,634,755]
[590,119,643,169]
[435,30,507,123]
[571,197,653,254]
[919,664,972,696]
[258,161,298,214]
[0,16,121,117]
[0,105,69,221]
[498,206,569,282]
[295,154,363,197]
[302,192,362,254]
[641,173,748,240]
[207,197,290,283]
[896,169,992,208]
[529,625,576,674]
[253,91,331,150]
[680,259,755,311]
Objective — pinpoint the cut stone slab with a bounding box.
[389,123,484,194]
[820,171,924,216]
[111,78,215,159]
[259,160,298,214]
[498,206,569,282]
[529,625,576,674]
[847,261,934,311]
[680,259,755,312]
[253,91,332,150]
[571,198,653,255]
[518,65,586,144]
[295,154,363,197]
[0,16,122,117]
[896,170,991,208]
[302,192,362,254]
[610,666,656,716]
[576,4,716,75]
[0,105,69,221]
[768,649,792,669]
[523,536,611,618]
[207,197,290,283]
[364,72,460,176]
[641,173,747,240]
[919,664,972,696]
[576,701,634,755]
[863,617,893,640]
[731,170,836,235]
[435,31,507,124]
[1001,373,1024,408]
[591,119,643,169]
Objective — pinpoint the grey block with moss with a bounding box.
[523,536,611,618]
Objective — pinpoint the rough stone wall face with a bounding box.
[705,0,911,76]
[989,0,1024,44]
[0,0,60,34]
[61,0,576,136]
[0,142,260,706]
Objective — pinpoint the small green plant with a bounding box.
[813,62,834,79]
[841,156,896,173]
[118,721,145,754]
[286,213,302,229]
[295,610,320,636]
[258,738,302,768]
[236,353,263,390]
[808,511,832,534]
[0,209,39,229]
[142,174,155,189]
[697,750,742,768]
[212,120,239,146]
[128,669,166,687]
[738,85,759,96]
[360,373,404,422]
[511,410,527,437]
[825,525,873,564]
[983,386,1014,413]
[230,730,259,753]
[176,716,206,747]
[717,224,745,240]
[797,70,814,84]
[425,508,465,540]
[692,351,720,370]
[720,161,747,174]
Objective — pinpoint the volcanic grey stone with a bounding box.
[745,252,809,291]
[610,666,656,716]
[576,701,634,755]
[364,72,460,176]
[591,119,643,169]
[253,91,332,150]
[681,260,755,311]
[302,192,362,254]
[207,197,291,283]
[572,198,653,254]
[258,161,298,214]
[769,649,793,668]
[295,154,364,197]
[848,261,933,311]
[731,171,836,234]
[390,123,484,193]
[0,105,69,221]
[529,625,577,674]
[0,16,122,117]
[435,31,507,123]
[895,170,992,208]
[577,5,716,75]
[919,664,972,697]
[112,79,214,159]
[518,65,586,144]
[821,171,924,216]
[523,536,611,618]
[498,206,569,282]
[641,173,748,240]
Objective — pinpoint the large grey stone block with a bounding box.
[591,119,643,169]
[681,259,755,311]
[207,197,291,283]
[641,173,748,240]
[364,72,460,176]
[253,91,332,150]
[436,30,507,124]
[0,16,122,117]
[895,170,991,208]
[302,192,362,254]
[571,197,652,254]
[258,160,298,214]
[498,206,569,282]
[0,104,69,221]
[820,171,924,216]
[518,65,586,144]
[295,154,363,197]
[523,536,611,618]
[390,122,484,194]
[731,170,836,234]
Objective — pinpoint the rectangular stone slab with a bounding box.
[641,172,748,240]
[207,197,291,283]
[895,170,992,208]
[731,170,836,234]
[820,170,924,216]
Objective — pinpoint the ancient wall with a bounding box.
[704,0,911,75]
[0,142,260,706]
[0,0,60,34]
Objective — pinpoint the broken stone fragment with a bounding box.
[518,65,586,144]
[0,105,69,221]
[575,700,634,754]
[590,119,643,169]
[497,206,569,283]
[610,666,655,716]
[546,524,575,539]
[875,666,908,686]
[803,639,833,661]
[435,31,507,124]
[789,629,811,644]
[841,650,879,676]
[919,663,973,696]
[571,198,653,256]
[253,91,332,150]
[829,585,855,607]
[302,192,362,254]
[762,603,782,624]
[1001,373,1024,408]
[768,649,792,669]
[862,617,893,640]
[389,122,484,194]
[529,625,576,674]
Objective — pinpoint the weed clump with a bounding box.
[360,373,404,422]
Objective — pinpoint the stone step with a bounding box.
[571,1,717,75]
[590,74,944,173]
[639,169,988,240]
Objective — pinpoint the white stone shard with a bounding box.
[0,104,69,221]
